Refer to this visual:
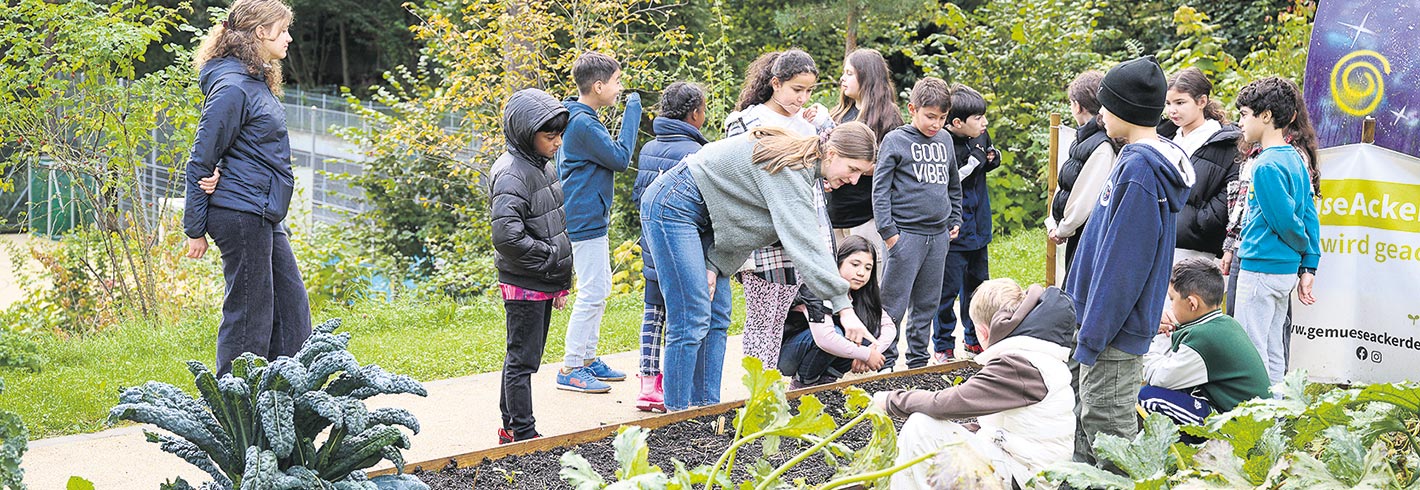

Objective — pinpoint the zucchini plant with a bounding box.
[1034,370,1420,489]
[559,357,936,489]
[110,319,428,489]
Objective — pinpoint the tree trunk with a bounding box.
[338,20,350,89]
[844,4,858,56]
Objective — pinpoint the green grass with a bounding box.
[0,229,1046,440]
[988,228,1049,287]
[0,289,745,439]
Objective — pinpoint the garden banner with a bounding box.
[1303,0,1420,158]
[1290,144,1420,384]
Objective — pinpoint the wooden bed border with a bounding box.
[372,359,976,477]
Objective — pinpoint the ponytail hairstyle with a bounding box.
[194,0,293,96]
[751,121,876,175]
[657,81,706,121]
[831,48,903,144]
[1236,77,1319,190]
[735,49,819,111]
[837,235,882,332]
[1167,67,1228,124]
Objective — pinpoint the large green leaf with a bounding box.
[257,391,297,459]
[612,426,661,481]
[559,452,606,490]
[1094,413,1178,481]
[1034,461,1134,489]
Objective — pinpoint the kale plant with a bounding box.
[110,319,427,489]
[0,379,26,490]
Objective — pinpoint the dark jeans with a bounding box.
[934,246,989,352]
[501,299,553,439]
[777,325,860,386]
[207,206,311,377]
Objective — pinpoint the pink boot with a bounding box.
[636,374,665,413]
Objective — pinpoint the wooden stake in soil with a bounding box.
[1362,116,1377,144]
[1046,113,1061,286]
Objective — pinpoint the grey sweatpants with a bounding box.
[880,230,950,369]
[1073,346,1142,474]
[1234,270,1296,384]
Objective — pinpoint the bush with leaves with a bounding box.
[1034,371,1420,489]
[109,319,428,489]
[908,0,1107,236]
[559,357,937,489]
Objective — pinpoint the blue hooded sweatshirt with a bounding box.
[556,94,643,242]
[1066,138,1194,365]
[184,57,295,239]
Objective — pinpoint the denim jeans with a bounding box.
[566,235,611,367]
[641,164,732,411]
[777,325,857,385]
[1234,270,1295,384]
[206,206,312,376]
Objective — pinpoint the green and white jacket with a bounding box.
[1143,310,1272,411]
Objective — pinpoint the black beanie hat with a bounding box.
[1098,55,1167,127]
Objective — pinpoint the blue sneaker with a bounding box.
[556,367,611,393]
[585,358,627,382]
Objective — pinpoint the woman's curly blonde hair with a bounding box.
[193,0,293,95]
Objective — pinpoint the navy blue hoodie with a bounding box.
[556,94,643,242]
[1066,138,1194,365]
[183,57,295,238]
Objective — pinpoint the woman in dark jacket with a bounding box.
[184,0,311,377]
[1159,68,1241,262]
[630,82,708,413]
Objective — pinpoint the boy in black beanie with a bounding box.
[1063,55,1196,472]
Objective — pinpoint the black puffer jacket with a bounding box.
[1159,120,1242,257]
[490,89,574,292]
[184,57,295,238]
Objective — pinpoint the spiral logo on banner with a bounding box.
[1329,50,1392,116]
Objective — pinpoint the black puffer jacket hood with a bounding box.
[503,89,567,165]
[489,89,573,292]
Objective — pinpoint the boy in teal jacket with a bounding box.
[1232,77,1321,385]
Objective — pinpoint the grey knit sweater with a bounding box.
[685,133,852,311]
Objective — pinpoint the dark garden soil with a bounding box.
[417,367,980,490]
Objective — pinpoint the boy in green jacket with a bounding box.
[1141,258,1271,425]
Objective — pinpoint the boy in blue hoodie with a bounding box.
[557,51,644,394]
[1064,55,1195,471]
[1232,77,1321,385]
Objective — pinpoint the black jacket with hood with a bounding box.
[184,57,295,238]
[490,89,574,292]
[1158,120,1242,256]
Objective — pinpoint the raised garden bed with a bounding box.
[391,361,981,489]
